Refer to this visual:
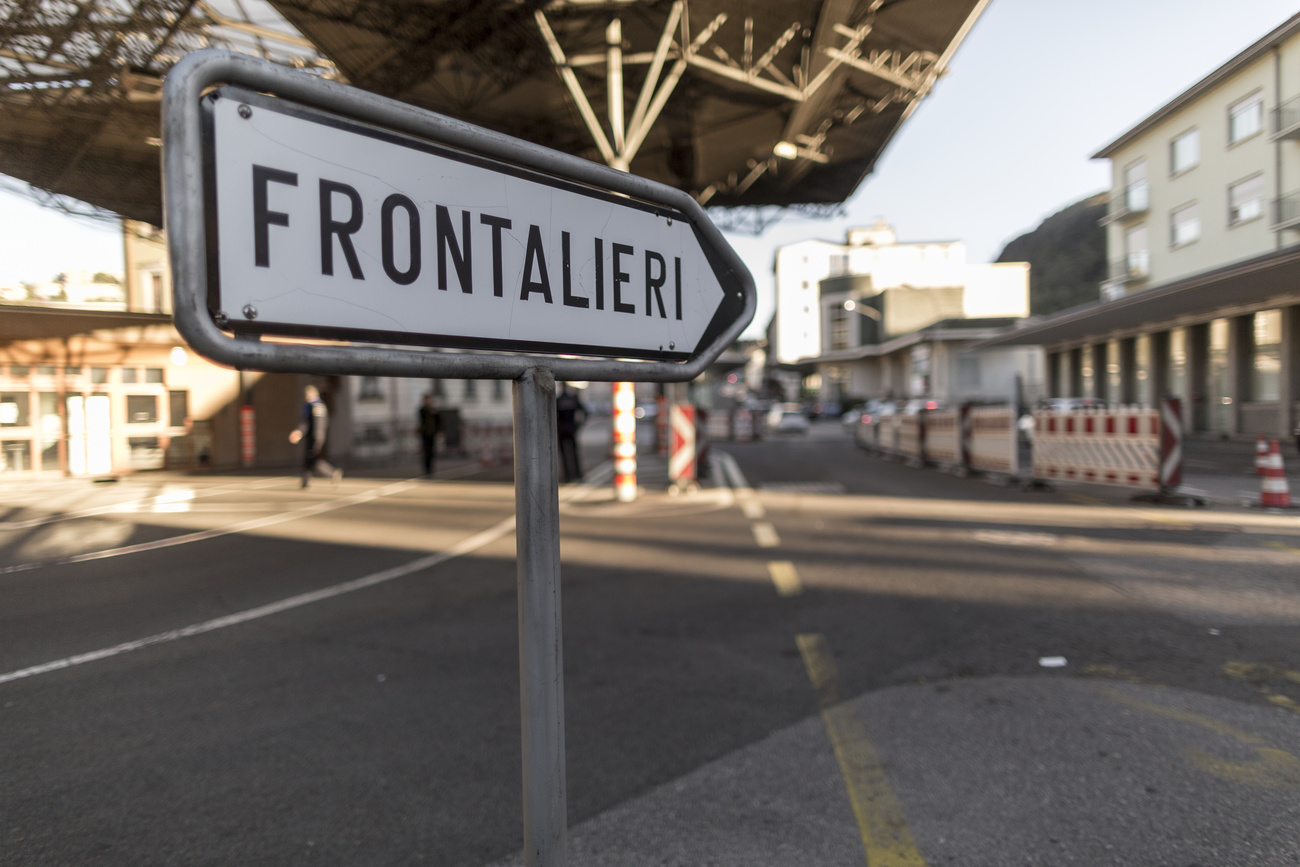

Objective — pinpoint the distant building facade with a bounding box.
[772,221,1039,406]
[986,12,1300,440]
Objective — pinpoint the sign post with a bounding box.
[163,50,754,866]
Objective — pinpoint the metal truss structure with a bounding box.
[0,0,334,223]
[0,0,989,226]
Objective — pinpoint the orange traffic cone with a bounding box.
[1256,433,1269,475]
[1260,439,1292,508]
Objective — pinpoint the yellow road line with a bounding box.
[796,633,927,866]
[752,522,781,548]
[1101,686,1300,789]
[768,560,803,597]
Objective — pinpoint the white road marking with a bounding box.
[0,515,517,686]
[768,560,803,596]
[0,466,611,686]
[0,479,422,575]
[752,522,781,548]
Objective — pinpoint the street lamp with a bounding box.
[843,298,881,320]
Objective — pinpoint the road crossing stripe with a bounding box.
[796,633,927,866]
[768,560,803,596]
[0,470,610,686]
[752,522,780,548]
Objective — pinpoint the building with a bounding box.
[772,221,1038,406]
[983,12,1300,440]
[0,221,329,477]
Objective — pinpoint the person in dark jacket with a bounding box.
[555,383,587,483]
[417,393,442,476]
[289,385,340,488]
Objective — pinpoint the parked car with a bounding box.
[767,402,810,434]
[841,403,867,432]
[854,399,897,449]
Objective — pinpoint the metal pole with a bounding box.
[513,366,567,866]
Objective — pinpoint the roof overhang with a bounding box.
[0,0,990,222]
[0,305,176,342]
[1093,12,1300,160]
[975,246,1300,350]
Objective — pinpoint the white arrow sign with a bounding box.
[204,88,746,361]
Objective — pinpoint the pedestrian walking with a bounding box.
[418,393,442,476]
[556,383,587,483]
[289,384,341,488]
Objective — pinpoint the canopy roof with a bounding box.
[0,0,988,225]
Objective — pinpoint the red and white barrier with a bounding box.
[1032,398,1182,492]
[465,420,514,467]
[924,406,963,467]
[968,404,1019,477]
[668,404,696,485]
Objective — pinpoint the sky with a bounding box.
[1,0,1297,335]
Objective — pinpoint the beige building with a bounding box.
[0,221,331,477]
[987,12,1300,440]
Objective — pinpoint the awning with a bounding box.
[975,246,1300,349]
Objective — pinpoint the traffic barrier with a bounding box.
[897,412,923,463]
[668,404,697,486]
[707,409,732,441]
[465,420,514,467]
[1260,439,1292,507]
[1256,433,1269,475]
[967,404,1019,477]
[1031,398,1182,493]
[924,406,964,467]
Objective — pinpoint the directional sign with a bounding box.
[199,86,747,363]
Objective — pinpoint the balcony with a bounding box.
[1099,188,1149,225]
[1274,191,1300,231]
[1108,255,1149,285]
[1272,94,1300,141]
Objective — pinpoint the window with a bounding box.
[1170,129,1199,174]
[36,365,56,376]
[168,390,189,427]
[829,305,851,351]
[1125,224,1149,278]
[1168,329,1187,397]
[462,379,477,400]
[90,367,109,384]
[64,366,82,376]
[359,376,384,400]
[144,368,164,384]
[126,394,158,423]
[1229,174,1265,225]
[9,365,28,378]
[1253,310,1282,401]
[1123,160,1148,211]
[121,367,138,383]
[1,392,30,427]
[1170,202,1200,246]
[1229,94,1263,144]
[491,380,505,402]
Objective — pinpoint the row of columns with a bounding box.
[1047,305,1300,438]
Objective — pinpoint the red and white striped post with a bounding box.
[239,404,256,467]
[668,404,696,491]
[612,382,637,502]
[1159,397,1183,492]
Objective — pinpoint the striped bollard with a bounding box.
[613,382,637,502]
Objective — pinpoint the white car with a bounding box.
[767,403,810,434]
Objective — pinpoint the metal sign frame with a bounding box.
[163,49,757,867]
[163,50,756,382]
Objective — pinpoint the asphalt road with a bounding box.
[3,419,1300,865]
